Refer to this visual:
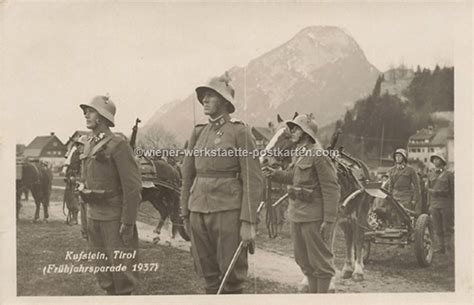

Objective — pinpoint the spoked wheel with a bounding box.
[414,214,433,267]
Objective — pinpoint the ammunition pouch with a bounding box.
[79,188,120,204]
[287,186,315,202]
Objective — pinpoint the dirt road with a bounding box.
[24,191,454,293]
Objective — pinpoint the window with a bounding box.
[53,142,58,147]
[424,158,427,162]
[430,148,434,152]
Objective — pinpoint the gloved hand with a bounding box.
[119,223,135,246]
[240,221,256,254]
[320,221,335,244]
[262,166,275,178]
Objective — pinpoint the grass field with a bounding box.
[16,216,296,296]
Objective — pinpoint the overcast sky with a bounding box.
[3,2,459,145]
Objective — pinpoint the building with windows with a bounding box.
[407,125,453,170]
[23,132,67,170]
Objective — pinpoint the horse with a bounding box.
[262,114,375,292]
[259,113,298,237]
[138,156,190,242]
[16,158,52,222]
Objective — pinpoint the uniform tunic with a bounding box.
[386,164,421,213]
[81,130,142,295]
[428,168,454,245]
[272,143,340,279]
[180,113,263,293]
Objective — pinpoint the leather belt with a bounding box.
[196,171,240,178]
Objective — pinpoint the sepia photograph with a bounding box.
[1,1,472,304]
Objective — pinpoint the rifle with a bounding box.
[130,118,141,150]
[327,128,341,151]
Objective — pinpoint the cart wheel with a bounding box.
[362,238,371,264]
[414,214,433,267]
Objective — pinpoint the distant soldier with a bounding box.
[428,153,454,254]
[79,95,142,295]
[386,148,421,217]
[180,74,263,294]
[264,114,340,293]
[63,136,87,225]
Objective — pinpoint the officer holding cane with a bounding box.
[79,95,142,295]
[180,73,263,294]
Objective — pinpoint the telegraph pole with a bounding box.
[379,123,385,168]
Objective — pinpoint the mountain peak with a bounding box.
[144,27,380,143]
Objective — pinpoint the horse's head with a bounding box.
[260,113,298,168]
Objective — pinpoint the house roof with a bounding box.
[408,126,452,147]
[24,134,66,157]
[409,128,436,141]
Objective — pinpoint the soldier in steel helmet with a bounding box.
[386,148,421,219]
[63,135,88,226]
[79,95,142,295]
[180,73,263,294]
[428,153,454,254]
[263,114,340,293]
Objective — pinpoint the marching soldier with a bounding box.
[428,153,454,254]
[386,148,421,217]
[180,74,263,294]
[79,95,142,295]
[264,114,340,293]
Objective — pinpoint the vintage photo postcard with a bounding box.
[1,1,472,305]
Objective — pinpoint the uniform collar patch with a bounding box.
[209,114,230,129]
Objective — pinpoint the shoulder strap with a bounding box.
[88,134,114,157]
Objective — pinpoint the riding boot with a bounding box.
[316,277,332,293]
[307,276,318,293]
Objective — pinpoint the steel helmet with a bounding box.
[196,72,235,113]
[430,153,447,165]
[80,95,116,127]
[393,148,408,161]
[286,114,319,143]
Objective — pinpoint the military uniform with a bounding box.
[81,130,142,295]
[386,164,421,213]
[180,113,263,294]
[272,143,340,289]
[64,147,82,224]
[428,167,454,252]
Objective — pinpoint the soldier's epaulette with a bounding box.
[230,118,245,125]
[195,122,208,127]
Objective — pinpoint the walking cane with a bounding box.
[216,192,289,294]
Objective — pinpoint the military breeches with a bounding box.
[86,218,139,295]
[291,221,336,279]
[430,207,454,239]
[189,210,248,294]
